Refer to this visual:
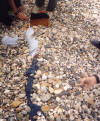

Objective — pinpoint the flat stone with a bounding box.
[11,100,23,108]
[19,94,26,98]
[54,88,63,94]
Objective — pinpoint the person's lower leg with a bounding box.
[35,0,45,8]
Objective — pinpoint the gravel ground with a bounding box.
[0,0,100,121]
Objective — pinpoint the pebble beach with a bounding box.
[0,0,100,121]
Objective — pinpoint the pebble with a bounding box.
[4,89,10,94]
[84,94,94,105]
[11,100,23,108]
[42,74,47,80]
[54,88,63,95]
[63,84,71,91]
[41,85,48,93]
[41,105,50,112]
[40,93,51,102]
[0,0,100,120]
[19,94,26,98]
[49,87,54,93]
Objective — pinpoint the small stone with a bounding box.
[57,108,63,114]
[4,89,10,94]
[55,84,60,88]
[84,118,90,121]
[25,106,31,112]
[33,83,40,90]
[75,104,80,111]
[37,70,42,76]
[0,119,6,121]
[22,110,27,115]
[49,87,54,93]
[37,111,42,116]
[0,59,3,67]
[0,108,3,114]
[16,107,22,112]
[41,105,50,112]
[40,93,51,102]
[54,88,63,94]
[11,100,22,108]
[70,115,75,120]
[63,84,71,91]
[50,104,57,109]
[42,74,47,80]
[56,118,61,121]
[16,113,23,120]
[41,85,48,93]
[84,94,94,105]
[19,94,25,98]
[0,72,3,76]
[56,97,60,102]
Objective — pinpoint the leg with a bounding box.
[35,0,45,8]
[47,0,57,11]
[0,0,12,26]
[9,0,28,21]
[14,0,21,8]
[14,0,25,12]
[0,0,9,17]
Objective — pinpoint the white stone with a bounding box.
[4,90,10,94]
[63,84,71,91]
[42,74,47,80]
[56,97,60,102]
[54,88,63,94]
[19,94,25,98]
[55,84,60,88]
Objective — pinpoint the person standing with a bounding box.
[0,0,28,26]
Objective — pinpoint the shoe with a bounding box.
[91,40,100,49]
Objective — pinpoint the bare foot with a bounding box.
[17,12,29,21]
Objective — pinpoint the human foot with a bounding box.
[17,12,29,21]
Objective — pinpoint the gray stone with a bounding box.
[40,93,51,102]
